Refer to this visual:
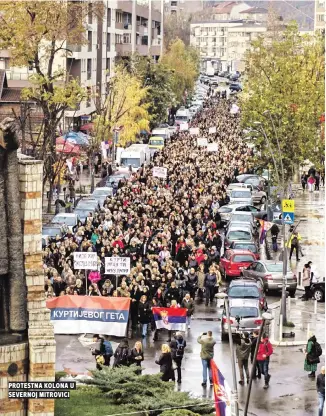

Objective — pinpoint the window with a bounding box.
[318,13,324,22]
[115,34,123,44]
[87,31,92,52]
[123,33,131,44]
[171,0,178,6]
[107,33,111,51]
[116,11,122,23]
[230,306,258,318]
[171,10,177,15]
[107,8,111,27]
[233,255,255,263]
[87,59,92,80]
[255,263,265,273]
[88,3,92,24]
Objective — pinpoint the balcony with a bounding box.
[115,21,124,30]
[67,44,82,59]
[115,43,132,55]
[137,25,148,36]
[201,31,208,36]
[123,23,132,30]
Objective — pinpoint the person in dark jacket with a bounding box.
[129,341,144,371]
[113,338,130,367]
[250,331,261,379]
[155,344,175,381]
[204,268,217,306]
[236,332,251,385]
[170,332,186,383]
[130,284,142,330]
[151,297,163,341]
[91,335,113,369]
[181,293,195,329]
[165,281,180,305]
[317,366,325,416]
[186,268,198,299]
[138,295,152,338]
[270,224,280,252]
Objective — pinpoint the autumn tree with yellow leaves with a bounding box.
[0,1,103,211]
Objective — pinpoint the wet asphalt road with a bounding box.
[55,189,325,415]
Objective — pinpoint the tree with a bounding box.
[240,23,325,185]
[0,1,103,212]
[93,65,150,148]
[161,39,199,103]
[164,13,192,48]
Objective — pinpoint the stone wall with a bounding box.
[18,158,56,416]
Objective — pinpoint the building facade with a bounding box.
[0,0,162,131]
[190,20,266,72]
[314,0,325,33]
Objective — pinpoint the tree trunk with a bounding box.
[90,153,95,193]
[5,150,27,332]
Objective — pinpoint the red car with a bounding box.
[220,249,256,279]
[229,241,260,260]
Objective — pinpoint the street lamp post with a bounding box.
[217,293,239,416]
[244,312,273,416]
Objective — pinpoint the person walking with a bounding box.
[204,267,218,306]
[317,366,325,416]
[129,341,144,372]
[138,295,152,338]
[288,231,301,261]
[270,224,280,252]
[256,333,273,389]
[181,293,195,329]
[197,331,216,387]
[307,174,316,192]
[155,344,175,382]
[250,331,261,379]
[236,332,251,385]
[301,173,307,191]
[170,332,186,384]
[302,262,312,301]
[113,338,130,367]
[304,334,321,378]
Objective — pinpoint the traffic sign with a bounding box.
[282,199,295,213]
[283,212,294,224]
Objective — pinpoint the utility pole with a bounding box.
[160,0,164,56]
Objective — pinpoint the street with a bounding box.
[55,190,325,415]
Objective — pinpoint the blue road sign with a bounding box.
[283,212,294,224]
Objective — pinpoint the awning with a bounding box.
[62,131,89,146]
[56,137,80,154]
[80,123,94,132]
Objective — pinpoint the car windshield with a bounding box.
[108,176,123,183]
[228,287,259,298]
[43,227,61,236]
[150,139,164,146]
[233,255,255,263]
[175,116,188,121]
[266,264,290,272]
[52,216,76,226]
[230,307,258,318]
[233,244,257,253]
[231,214,252,222]
[231,191,251,198]
[219,207,232,213]
[92,189,111,197]
[120,158,141,168]
[229,231,251,240]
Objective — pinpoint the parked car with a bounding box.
[97,171,131,188]
[311,281,325,302]
[221,298,263,341]
[226,222,256,238]
[227,212,257,228]
[232,204,268,220]
[229,241,260,260]
[251,186,267,205]
[227,279,267,310]
[229,188,253,205]
[42,225,63,247]
[242,260,297,297]
[91,187,113,207]
[74,207,96,223]
[226,182,251,196]
[225,228,254,248]
[220,249,256,279]
[51,213,79,232]
[229,83,242,92]
[76,197,99,211]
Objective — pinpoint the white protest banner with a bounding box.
[153,166,167,179]
[197,137,208,147]
[189,127,199,135]
[74,252,98,270]
[208,126,217,134]
[179,123,188,131]
[105,257,131,275]
[206,143,218,152]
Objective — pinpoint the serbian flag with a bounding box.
[152,307,187,331]
[46,295,130,336]
[258,219,273,244]
[211,360,232,416]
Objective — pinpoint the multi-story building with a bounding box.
[212,1,250,20]
[0,0,162,131]
[190,19,267,72]
[156,0,204,15]
[314,0,325,34]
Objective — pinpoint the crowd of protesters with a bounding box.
[43,97,251,339]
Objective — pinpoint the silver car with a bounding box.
[242,260,297,297]
[251,186,267,205]
[91,187,113,207]
[221,298,263,341]
[228,212,256,228]
[229,188,253,205]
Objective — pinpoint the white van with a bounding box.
[175,108,190,126]
[118,144,151,171]
[151,128,170,140]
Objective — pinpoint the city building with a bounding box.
[212,1,250,20]
[156,0,204,15]
[314,0,325,33]
[190,19,267,72]
[0,0,162,131]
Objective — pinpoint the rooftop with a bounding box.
[240,7,268,14]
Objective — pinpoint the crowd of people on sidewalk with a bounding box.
[43,98,251,335]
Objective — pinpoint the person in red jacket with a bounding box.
[256,334,273,389]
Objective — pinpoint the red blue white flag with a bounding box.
[259,219,273,244]
[211,360,232,416]
[152,307,187,331]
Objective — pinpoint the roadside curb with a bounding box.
[270,339,307,346]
